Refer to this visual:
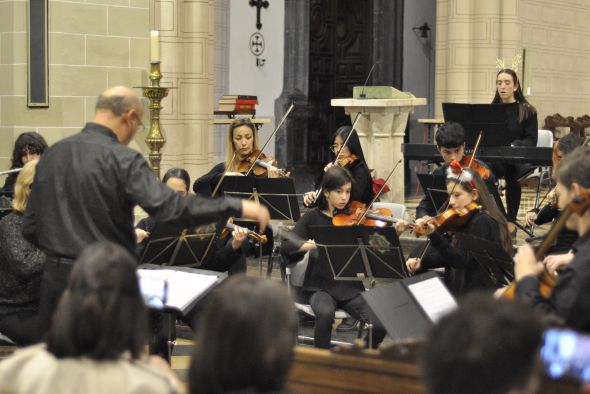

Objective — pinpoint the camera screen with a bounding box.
[138,275,167,310]
[541,328,590,383]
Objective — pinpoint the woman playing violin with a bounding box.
[282,166,386,349]
[193,118,283,196]
[405,163,512,295]
[303,126,373,207]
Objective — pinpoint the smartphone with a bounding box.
[541,328,590,383]
[138,275,168,310]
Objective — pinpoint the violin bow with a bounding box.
[244,103,295,177]
[211,151,238,198]
[354,159,402,225]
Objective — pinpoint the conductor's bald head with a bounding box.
[93,87,144,145]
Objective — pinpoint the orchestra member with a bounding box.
[490,68,538,232]
[192,118,282,197]
[282,166,386,348]
[514,146,590,332]
[0,160,44,345]
[304,126,373,207]
[1,132,48,195]
[416,122,504,219]
[405,164,512,295]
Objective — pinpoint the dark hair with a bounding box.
[162,167,190,192]
[557,146,590,188]
[492,68,536,123]
[435,122,465,148]
[188,276,297,394]
[46,242,148,360]
[557,133,584,155]
[447,168,513,256]
[316,166,353,210]
[422,295,544,394]
[95,94,139,116]
[330,126,367,163]
[10,132,48,169]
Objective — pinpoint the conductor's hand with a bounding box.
[524,211,538,227]
[241,200,270,232]
[303,191,317,207]
[231,225,249,250]
[406,258,422,274]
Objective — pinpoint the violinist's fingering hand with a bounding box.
[231,225,248,250]
[394,219,410,235]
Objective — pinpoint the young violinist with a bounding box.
[303,126,373,207]
[282,166,386,349]
[490,68,538,230]
[514,146,590,332]
[416,122,504,219]
[192,118,282,196]
[406,163,513,295]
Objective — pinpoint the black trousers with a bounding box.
[490,162,530,222]
[309,290,386,349]
[38,256,75,334]
[0,309,41,345]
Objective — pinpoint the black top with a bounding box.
[505,102,538,147]
[23,123,242,258]
[1,174,16,196]
[346,160,374,205]
[532,204,578,255]
[417,210,504,295]
[516,229,590,332]
[416,160,500,219]
[193,162,227,197]
[281,207,364,301]
[0,211,45,316]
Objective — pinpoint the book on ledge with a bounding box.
[221,94,258,100]
[214,109,256,117]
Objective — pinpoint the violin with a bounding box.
[236,150,288,177]
[332,201,397,227]
[460,155,490,181]
[219,222,268,245]
[502,189,590,300]
[336,154,359,169]
[413,202,482,236]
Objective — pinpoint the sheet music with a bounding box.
[407,277,457,323]
[138,269,219,311]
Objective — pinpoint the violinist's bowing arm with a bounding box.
[297,239,316,253]
[514,244,545,281]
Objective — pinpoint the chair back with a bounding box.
[372,202,406,219]
[537,129,554,148]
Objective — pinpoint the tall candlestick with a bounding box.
[150,30,160,63]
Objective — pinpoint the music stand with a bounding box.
[309,225,408,284]
[442,103,512,147]
[417,173,448,213]
[139,221,217,268]
[455,233,515,287]
[362,271,457,342]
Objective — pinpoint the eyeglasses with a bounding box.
[330,144,343,153]
[136,123,146,133]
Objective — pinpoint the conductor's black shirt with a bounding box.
[23,123,242,258]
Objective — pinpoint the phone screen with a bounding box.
[138,275,168,310]
[541,328,590,383]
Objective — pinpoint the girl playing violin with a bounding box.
[303,126,374,207]
[405,163,513,295]
[193,118,283,196]
[282,166,386,349]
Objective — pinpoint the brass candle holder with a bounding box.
[139,62,170,179]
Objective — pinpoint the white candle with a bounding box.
[150,30,160,63]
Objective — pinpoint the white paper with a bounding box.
[407,277,457,323]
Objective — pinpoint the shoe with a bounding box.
[336,317,358,332]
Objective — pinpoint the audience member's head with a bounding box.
[11,160,38,212]
[46,242,148,360]
[189,276,297,394]
[10,131,47,170]
[422,295,544,394]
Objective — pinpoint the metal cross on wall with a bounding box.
[249,0,269,30]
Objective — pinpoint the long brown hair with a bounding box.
[448,168,513,256]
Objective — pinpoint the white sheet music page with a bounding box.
[138,269,219,311]
[407,277,457,323]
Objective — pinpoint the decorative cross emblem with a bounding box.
[249,0,269,30]
[249,32,265,56]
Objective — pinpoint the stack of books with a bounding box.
[214,95,258,116]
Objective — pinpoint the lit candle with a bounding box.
[150,30,160,63]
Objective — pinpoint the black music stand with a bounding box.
[455,233,515,287]
[309,225,408,283]
[417,173,448,213]
[362,271,457,342]
[139,221,217,268]
[442,103,512,147]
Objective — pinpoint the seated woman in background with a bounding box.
[1,132,48,195]
[0,160,45,345]
[0,242,182,394]
[189,276,297,394]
